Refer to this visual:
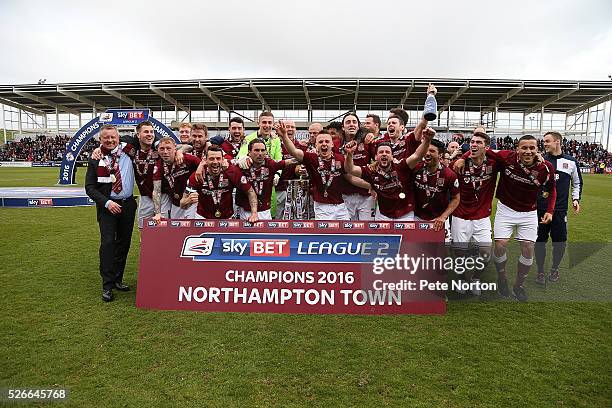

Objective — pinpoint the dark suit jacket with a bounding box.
[85,158,114,217]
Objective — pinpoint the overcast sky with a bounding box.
[1,0,611,84]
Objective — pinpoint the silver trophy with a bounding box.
[282,179,312,220]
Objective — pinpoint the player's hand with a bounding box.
[275,121,287,137]
[364,133,375,145]
[248,212,259,223]
[344,140,357,154]
[450,149,462,160]
[540,212,553,224]
[295,164,308,177]
[152,213,162,224]
[427,83,437,95]
[175,150,184,165]
[237,156,252,169]
[535,152,544,163]
[453,158,465,173]
[432,216,446,231]
[92,147,103,161]
[273,173,280,186]
[573,200,580,214]
[221,158,230,170]
[369,188,377,200]
[297,139,308,148]
[422,127,436,140]
[107,201,122,215]
[180,192,199,208]
[195,161,205,182]
[188,192,199,204]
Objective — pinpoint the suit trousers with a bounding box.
[97,197,137,290]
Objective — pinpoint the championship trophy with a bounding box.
[282,178,312,220]
[423,83,438,121]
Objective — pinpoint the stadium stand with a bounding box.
[0,134,98,162]
[1,132,609,170]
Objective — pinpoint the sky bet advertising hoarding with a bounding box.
[137,220,447,314]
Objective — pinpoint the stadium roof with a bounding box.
[1,78,611,117]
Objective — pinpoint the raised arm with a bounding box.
[275,121,304,162]
[342,140,362,177]
[406,127,435,169]
[412,117,429,143]
[344,173,370,190]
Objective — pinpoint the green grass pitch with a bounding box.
[0,168,610,407]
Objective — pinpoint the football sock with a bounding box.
[515,255,533,288]
[493,251,508,280]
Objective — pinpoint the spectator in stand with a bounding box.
[1,132,610,175]
[0,134,100,162]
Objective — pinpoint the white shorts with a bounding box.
[494,201,538,242]
[238,208,272,220]
[138,194,171,229]
[375,209,414,221]
[451,216,492,248]
[342,193,375,221]
[415,216,451,243]
[171,203,196,219]
[314,201,350,220]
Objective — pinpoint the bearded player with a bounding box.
[183,145,258,221]
[413,138,460,240]
[277,124,369,220]
[338,112,375,220]
[235,138,295,220]
[343,123,435,221]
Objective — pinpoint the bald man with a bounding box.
[307,123,323,150]
[447,141,461,160]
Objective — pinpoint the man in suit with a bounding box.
[85,124,137,302]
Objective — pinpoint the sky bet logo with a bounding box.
[28,198,53,206]
[181,233,401,263]
[222,239,290,257]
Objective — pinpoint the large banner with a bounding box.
[137,220,448,315]
[58,110,178,185]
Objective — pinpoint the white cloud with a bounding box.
[0,0,610,83]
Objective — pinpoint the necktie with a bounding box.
[112,153,122,193]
